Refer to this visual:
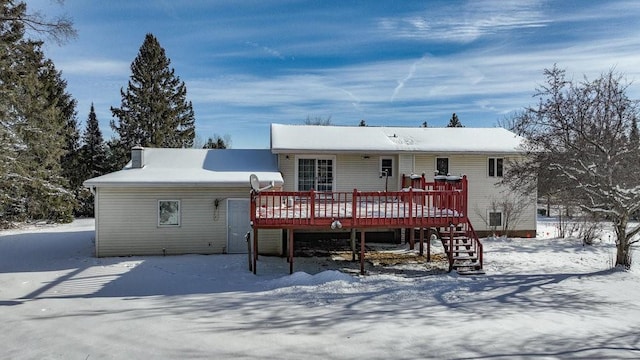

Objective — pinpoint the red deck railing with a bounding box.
[251,175,468,229]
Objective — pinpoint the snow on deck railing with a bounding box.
[251,177,468,229]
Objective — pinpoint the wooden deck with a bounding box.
[250,176,468,229]
[249,175,482,275]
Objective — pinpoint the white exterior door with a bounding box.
[227,199,251,254]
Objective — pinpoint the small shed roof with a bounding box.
[270,124,525,154]
[83,148,283,188]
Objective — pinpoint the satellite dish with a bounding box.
[250,174,261,192]
[250,174,275,194]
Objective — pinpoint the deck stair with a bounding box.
[439,221,484,275]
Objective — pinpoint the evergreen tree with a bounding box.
[0,1,76,225]
[447,113,464,127]
[53,67,82,191]
[76,103,107,216]
[202,135,229,149]
[80,103,107,178]
[110,33,195,168]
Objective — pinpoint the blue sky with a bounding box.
[29,0,640,148]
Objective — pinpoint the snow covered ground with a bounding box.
[1,218,639,359]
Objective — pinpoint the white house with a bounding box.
[84,124,535,258]
[270,124,536,238]
[83,148,284,257]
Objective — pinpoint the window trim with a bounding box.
[158,200,181,227]
[294,155,336,192]
[488,157,504,178]
[435,157,449,176]
[380,156,393,177]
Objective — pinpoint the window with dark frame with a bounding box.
[436,157,449,176]
[489,211,502,227]
[488,157,503,177]
[380,158,393,177]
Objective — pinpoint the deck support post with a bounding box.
[247,231,252,272]
[409,227,415,250]
[419,227,424,256]
[448,224,454,272]
[252,228,258,274]
[288,229,294,274]
[350,228,356,261]
[360,231,366,275]
[427,228,431,262]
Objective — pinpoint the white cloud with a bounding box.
[57,59,130,76]
[379,0,550,43]
[391,56,429,102]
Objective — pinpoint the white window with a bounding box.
[295,156,335,192]
[380,157,393,177]
[436,157,449,176]
[488,157,503,177]
[489,211,502,227]
[158,200,180,227]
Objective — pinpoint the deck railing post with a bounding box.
[250,192,257,225]
[408,187,413,221]
[352,189,358,226]
[309,189,315,225]
[462,175,468,217]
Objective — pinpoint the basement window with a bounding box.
[158,200,180,227]
[489,211,502,227]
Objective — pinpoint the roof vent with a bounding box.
[131,146,144,169]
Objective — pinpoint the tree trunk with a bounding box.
[615,218,632,269]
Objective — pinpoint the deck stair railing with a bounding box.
[439,220,484,275]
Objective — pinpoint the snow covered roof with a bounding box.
[271,124,526,154]
[83,148,283,188]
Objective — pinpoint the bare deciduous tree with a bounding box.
[0,0,76,44]
[304,115,332,126]
[474,193,530,238]
[504,65,640,268]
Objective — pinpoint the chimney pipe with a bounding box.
[131,146,144,169]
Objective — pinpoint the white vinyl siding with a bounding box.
[281,154,399,192]
[335,154,397,192]
[94,187,281,257]
[414,154,536,233]
[279,153,536,234]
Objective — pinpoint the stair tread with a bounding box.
[453,255,478,260]
[457,269,486,275]
[443,243,474,248]
[453,260,480,266]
